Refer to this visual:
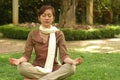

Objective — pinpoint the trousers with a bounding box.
[17,62,75,80]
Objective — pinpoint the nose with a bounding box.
[45,16,49,19]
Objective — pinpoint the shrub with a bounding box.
[0,24,38,39]
[62,29,87,40]
[62,26,120,41]
[86,29,101,39]
[0,24,120,41]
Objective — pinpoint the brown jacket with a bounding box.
[22,29,69,71]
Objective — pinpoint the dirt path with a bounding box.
[0,38,120,54]
[67,38,120,53]
[0,38,26,54]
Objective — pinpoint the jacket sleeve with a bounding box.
[57,31,69,64]
[22,31,34,61]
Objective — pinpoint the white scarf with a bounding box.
[35,25,59,73]
[39,25,59,34]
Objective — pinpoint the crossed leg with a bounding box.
[17,62,75,80]
[39,64,75,80]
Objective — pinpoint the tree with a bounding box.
[111,0,120,23]
[12,0,19,25]
[86,0,93,25]
[59,0,78,28]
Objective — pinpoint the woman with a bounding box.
[9,5,82,80]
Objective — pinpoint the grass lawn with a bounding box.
[0,50,120,80]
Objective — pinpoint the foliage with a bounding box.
[0,0,12,25]
[86,26,120,39]
[62,26,120,41]
[0,0,120,25]
[62,29,87,40]
[19,0,60,23]
[0,24,38,39]
[0,51,120,80]
[0,24,120,40]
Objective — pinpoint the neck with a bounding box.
[39,25,59,34]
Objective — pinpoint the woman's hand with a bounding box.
[9,57,27,66]
[9,58,20,66]
[72,58,82,66]
[64,57,83,66]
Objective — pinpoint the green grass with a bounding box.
[0,50,120,80]
[0,53,23,80]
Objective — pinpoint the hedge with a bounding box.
[0,24,120,41]
[0,24,38,39]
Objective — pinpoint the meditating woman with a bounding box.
[9,5,82,80]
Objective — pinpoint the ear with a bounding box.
[38,16,41,22]
[38,16,40,20]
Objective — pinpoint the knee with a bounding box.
[17,62,31,74]
[62,64,76,74]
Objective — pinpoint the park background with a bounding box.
[0,0,120,80]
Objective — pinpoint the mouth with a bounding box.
[45,22,49,23]
[44,21,50,24]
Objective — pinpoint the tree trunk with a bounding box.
[86,0,93,25]
[111,0,120,23]
[59,0,78,28]
[12,0,19,25]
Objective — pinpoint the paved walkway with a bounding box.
[0,38,120,54]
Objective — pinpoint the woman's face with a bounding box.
[38,9,54,28]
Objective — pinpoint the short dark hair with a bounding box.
[37,5,55,17]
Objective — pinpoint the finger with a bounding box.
[9,58,15,62]
[76,59,82,64]
[76,58,81,62]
